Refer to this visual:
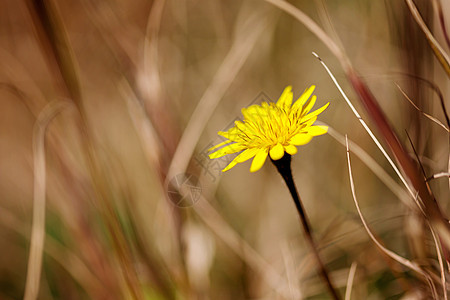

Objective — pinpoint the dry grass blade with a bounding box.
[24,0,82,105]
[281,242,303,299]
[264,0,348,66]
[143,0,165,104]
[427,172,450,181]
[344,262,357,300]
[0,48,49,115]
[120,80,163,174]
[167,7,275,181]
[405,132,449,295]
[194,197,301,298]
[345,135,438,299]
[394,73,450,129]
[313,54,418,204]
[121,80,182,298]
[317,52,450,253]
[395,71,450,211]
[324,125,414,211]
[414,142,449,297]
[24,101,71,300]
[432,0,450,49]
[405,0,450,77]
[24,5,144,293]
[314,0,346,54]
[430,227,448,300]
[396,83,449,132]
[1,208,102,297]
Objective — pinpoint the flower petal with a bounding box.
[220,148,259,172]
[290,134,313,146]
[302,102,329,121]
[269,143,284,160]
[276,86,293,108]
[209,143,245,159]
[284,144,298,155]
[222,160,238,172]
[303,116,317,128]
[292,85,315,111]
[302,95,317,115]
[308,125,328,136]
[234,120,248,132]
[208,140,231,152]
[250,149,269,172]
[242,105,263,121]
[218,128,243,142]
[235,148,259,163]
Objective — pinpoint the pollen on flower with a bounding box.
[208,85,329,173]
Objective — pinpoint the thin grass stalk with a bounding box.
[79,127,144,300]
[24,0,82,105]
[313,54,422,210]
[281,242,302,299]
[154,10,278,294]
[81,0,181,167]
[428,173,450,181]
[0,50,121,298]
[396,84,449,132]
[344,262,357,300]
[24,1,144,298]
[314,0,346,54]
[166,6,275,181]
[346,69,450,248]
[193,195,301,298]
[345,136,438,299]
[324,125,414,210]
[407,128,449,295]
[271,154,341,300]
[394,72,450,195]
[432,0,450,49]
[120,81,197,298]
[121,196,176,300]
[1,208,104,297]
[405,0,450,77]
[24,101,69,300]
[430,226,448,300]
[80,2,191,293]
[329,124,447,294]
[393,73,450,129]
[316,60,407,192]
[264,0,349,67]
[141,0,182,169]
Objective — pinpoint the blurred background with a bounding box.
[0,0,449,299]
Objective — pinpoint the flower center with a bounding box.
[236,102,304,148]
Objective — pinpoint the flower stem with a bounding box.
[271,154,340,300]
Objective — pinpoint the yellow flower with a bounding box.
[208,85,329,172]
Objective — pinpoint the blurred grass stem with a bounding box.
[345,136,439,298]
[24,101,69,300]
[24,1,144,298]
[312,53,418,205]
[405,0,450,77]
[271,154,340,300]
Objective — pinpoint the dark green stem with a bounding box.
[271,154,340,300]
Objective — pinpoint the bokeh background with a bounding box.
[0,0,449,299]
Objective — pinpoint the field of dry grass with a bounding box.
[0,0,449,299]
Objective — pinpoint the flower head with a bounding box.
[208,85,329,172]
